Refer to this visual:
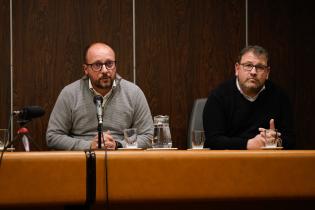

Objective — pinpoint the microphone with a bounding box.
[93,96,103,125]
[13,106,45,121]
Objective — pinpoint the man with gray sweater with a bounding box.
[46,42,153,150]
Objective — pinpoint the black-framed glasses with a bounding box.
[240,63,269,72]
[86,60,117,72]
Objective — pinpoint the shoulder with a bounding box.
[61,78,86,94]
[114,78,149,108]
[57,78,88,102]
[204,78,238,110]
[210,78,237,98]
[112,78,149,111]
[120,79,141,90]
[118,78,144,96]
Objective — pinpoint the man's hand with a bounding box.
[90,135,99,150]
[103,130,116,149]
[248,119,281,150]
[247,119,274,149]
[247,133,265,149]
[90,130,117,150]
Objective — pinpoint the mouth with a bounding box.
[246,78,258,83]
[100,77,110,82]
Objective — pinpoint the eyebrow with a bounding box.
[242,62,267,66]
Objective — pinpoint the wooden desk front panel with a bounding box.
[0,151,86,206]
[1,150,315,207]
[95,150,315,203]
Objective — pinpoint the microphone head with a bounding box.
[93,95,103,104]
[19,106,45,121]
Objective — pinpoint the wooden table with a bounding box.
[1,150,315,209]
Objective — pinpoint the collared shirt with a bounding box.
[236,78,265,102]
[89,79,116,106]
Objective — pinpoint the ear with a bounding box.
[82,64,88,75]
[266,67,270,79]
[235,63,240,77]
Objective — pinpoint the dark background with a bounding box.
[0,0,314,150]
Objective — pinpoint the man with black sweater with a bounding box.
[203,45,295,150]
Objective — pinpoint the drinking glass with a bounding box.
[192,130,205,149]
[264,129,282,148]
[123,128,138,148]
[0,129,9,150]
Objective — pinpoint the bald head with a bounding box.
[82,42,117,96]
[83,42,115,64]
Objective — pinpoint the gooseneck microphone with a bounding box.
[13,106,45,121]
[93,95,104,125]
[93,96,104,149]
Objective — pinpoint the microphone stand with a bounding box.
[15,119,41,151]
[96,115,109,209]
[0,120,41,166]
[98,122,103,149]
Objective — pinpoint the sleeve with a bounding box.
[46,89,92,150]
[130,89,153,148]
[202,94,248,149]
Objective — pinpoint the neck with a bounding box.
[95,87,111,97]
[236,78,264,100]
[242,87,259,98]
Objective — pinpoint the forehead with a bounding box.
[86,44,115,62]
[241,51,268,64]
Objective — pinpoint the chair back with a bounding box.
[187,98,207,148]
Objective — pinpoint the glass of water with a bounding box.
[0,129,9,150]
[192,130,205,149]
[123,128,138,148]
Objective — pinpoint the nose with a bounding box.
[100,64,109,73]
[250,66,257,74]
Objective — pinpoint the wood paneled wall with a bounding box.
[0,0,314,150]
[0,0,10,129]
[136,0,244,148]
[248,0,315,149]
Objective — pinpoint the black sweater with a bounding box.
[203,77,295,149]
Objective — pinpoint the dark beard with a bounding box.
[240,80,263,96]
[96,77,113,90]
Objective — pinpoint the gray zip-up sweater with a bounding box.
[46,75,153,150]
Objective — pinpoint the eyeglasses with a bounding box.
[240,63,269,72]
[86,61,117,72]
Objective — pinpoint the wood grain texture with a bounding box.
[136,0,245,148]
[248,0,315,149]
[0,0,11,128]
